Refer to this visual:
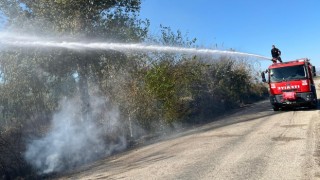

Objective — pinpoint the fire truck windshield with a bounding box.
[269,65,306,82]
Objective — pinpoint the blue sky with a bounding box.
[139,0,320,70]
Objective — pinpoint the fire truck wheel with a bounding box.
[310,101,318,110]
[273,105,280,111]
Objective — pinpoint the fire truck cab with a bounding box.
[261,58,318,111]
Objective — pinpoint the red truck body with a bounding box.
[262,58,318,111]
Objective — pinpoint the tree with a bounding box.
[0,0,149,178]
[0,0,149,117]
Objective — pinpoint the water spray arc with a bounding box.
[0,33,271,60]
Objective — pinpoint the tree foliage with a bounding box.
[0,0,149,178]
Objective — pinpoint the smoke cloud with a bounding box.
[25,96,127,174]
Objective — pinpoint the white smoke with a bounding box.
[25,96,127,174]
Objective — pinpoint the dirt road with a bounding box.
[61,80,320,180]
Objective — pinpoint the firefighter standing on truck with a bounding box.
[271,45,282,63]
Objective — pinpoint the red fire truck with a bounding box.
[261,58,318,111]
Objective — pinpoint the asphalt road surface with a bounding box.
[60,80,320,180]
